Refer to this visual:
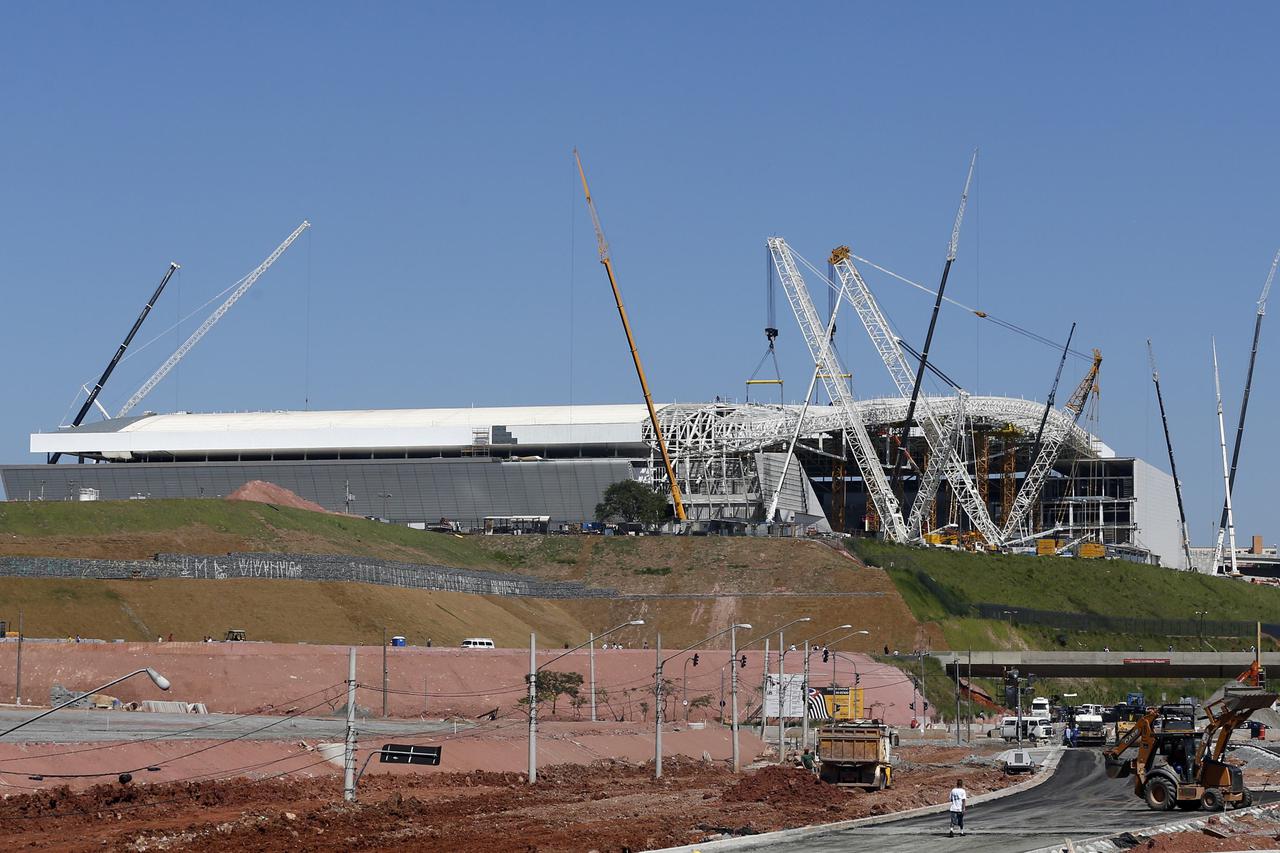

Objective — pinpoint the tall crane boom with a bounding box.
[1211,338,1239,575]
[768,237,908,542]
[1211,249,1277,566]
[573,151,686,522]
[889,151,976,499]
[831,251,1000,543]
[1147,340,1193,570]
[116,221,310,418]
[1000,345,1101,541]
[49,262,179,464]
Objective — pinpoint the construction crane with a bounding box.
[573,150,686,522]
[746,247,784,403]
[1000,344,1102,541]
[889,151,976,503]
[1211,338,1239,575]
[1147,340,1194,571]
[831,247,1000,543]
[1211,250,1277,573]
[117,221,310,418]
[49,262,179,464]
[769,236,908,542]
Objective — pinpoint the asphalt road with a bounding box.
[759,749,1273,853]
[0,708,468,743]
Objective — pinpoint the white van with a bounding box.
[1001,716,1053,743]
[1030,697,1051,720]
[461,638,496,649]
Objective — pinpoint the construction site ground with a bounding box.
[0,743,1017,852]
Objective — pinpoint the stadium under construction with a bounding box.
[0,161,1212,573]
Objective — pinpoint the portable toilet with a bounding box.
[391,635,407,647]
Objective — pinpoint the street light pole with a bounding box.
[529,618,644,784]
[655,633,663,778]
[343,648,357,802]
[382,627,389,718]
[654,621,752,778]
[777,628,787,763]
[731,625,741,773]
[1,667,170,739]
[589,632,597,722]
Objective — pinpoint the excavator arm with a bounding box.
[1103,708,1160,796]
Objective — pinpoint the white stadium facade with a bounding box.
[2,398,1186,568]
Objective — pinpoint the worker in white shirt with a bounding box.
[948,778,968,837]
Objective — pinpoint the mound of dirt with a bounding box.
[721,766,846,806]
[226,481,331,514]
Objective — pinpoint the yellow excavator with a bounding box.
[1104,686,1276,811]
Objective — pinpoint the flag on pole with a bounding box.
[806,687,829,720]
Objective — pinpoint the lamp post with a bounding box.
[796,625,857,749]
[739,618,811,764]
[655,622,753,778]
[1195,610,1209,650]
[378,492,392,520]
[1,668,170,738]
[824,630,871,687]
[528,619,643,784]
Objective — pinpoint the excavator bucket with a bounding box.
[1104,756,1131,779]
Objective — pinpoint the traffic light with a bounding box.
[740,654,748,668]
[822,648,830,663]
[855,673,861,685]
[692,653,699,667]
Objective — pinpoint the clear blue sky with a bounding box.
[2,3,1277,545]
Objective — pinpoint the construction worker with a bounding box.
[948,778,968,837]
[800,748,818,776]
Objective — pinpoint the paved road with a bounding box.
[761,749,1274,853]
[0,708,468,743]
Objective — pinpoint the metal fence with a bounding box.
[974,603,1279,641]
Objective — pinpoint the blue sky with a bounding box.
[2,3,1277,544]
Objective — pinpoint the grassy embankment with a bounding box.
[852,539,1280,708]
[0,499,926,651]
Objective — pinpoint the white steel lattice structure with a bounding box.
[831,252,1000,542]
[767,237,909,541]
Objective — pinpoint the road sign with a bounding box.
[379,744,441,766]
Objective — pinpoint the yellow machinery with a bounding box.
[816,721,897,789]
[1104,687,1277,811]
[574,150,687,521]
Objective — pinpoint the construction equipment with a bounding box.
[50,262,180,464]
[888,151,976,505]
[1147,340,1194,570]
[1210,339,1239,574]
[816,720,897,789]
[574,150,686,522]
[832,247,999,543]
[1000,347,1102,541]
[1104,687,1277,811]
[769,237,908,541]
[1211,251,1277,574]
[117,222,310,417]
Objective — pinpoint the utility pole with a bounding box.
[730,626,741,773]
[588,631,597,723]
[527,633,538,784]
[654,633,663,778]
[382,627,389,718]
[801,641,811,753]
[966,649,972,743]
[343,647,357,802]
[761,639,769,738]
[777,630,786,763]
[1012,668,1023,747]
[954,657,961,744]
[14,609,23,706]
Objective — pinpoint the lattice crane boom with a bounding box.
[117,221,311,418]
[768,237,908,542]
[999,348,1102,540]
[831,252,1001,543]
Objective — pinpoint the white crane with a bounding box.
[830,251,999,543]
[117,221,311,417]
[1211,338,1239,575]
[768,236,908,542]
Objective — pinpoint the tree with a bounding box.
[519,671,585,716]
[594,479,669,525]
[639,700,650,723]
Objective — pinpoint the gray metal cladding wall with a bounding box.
[0,457,636,524]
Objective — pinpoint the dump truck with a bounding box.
[816,721,897,789]
[1104,686,1277,811]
